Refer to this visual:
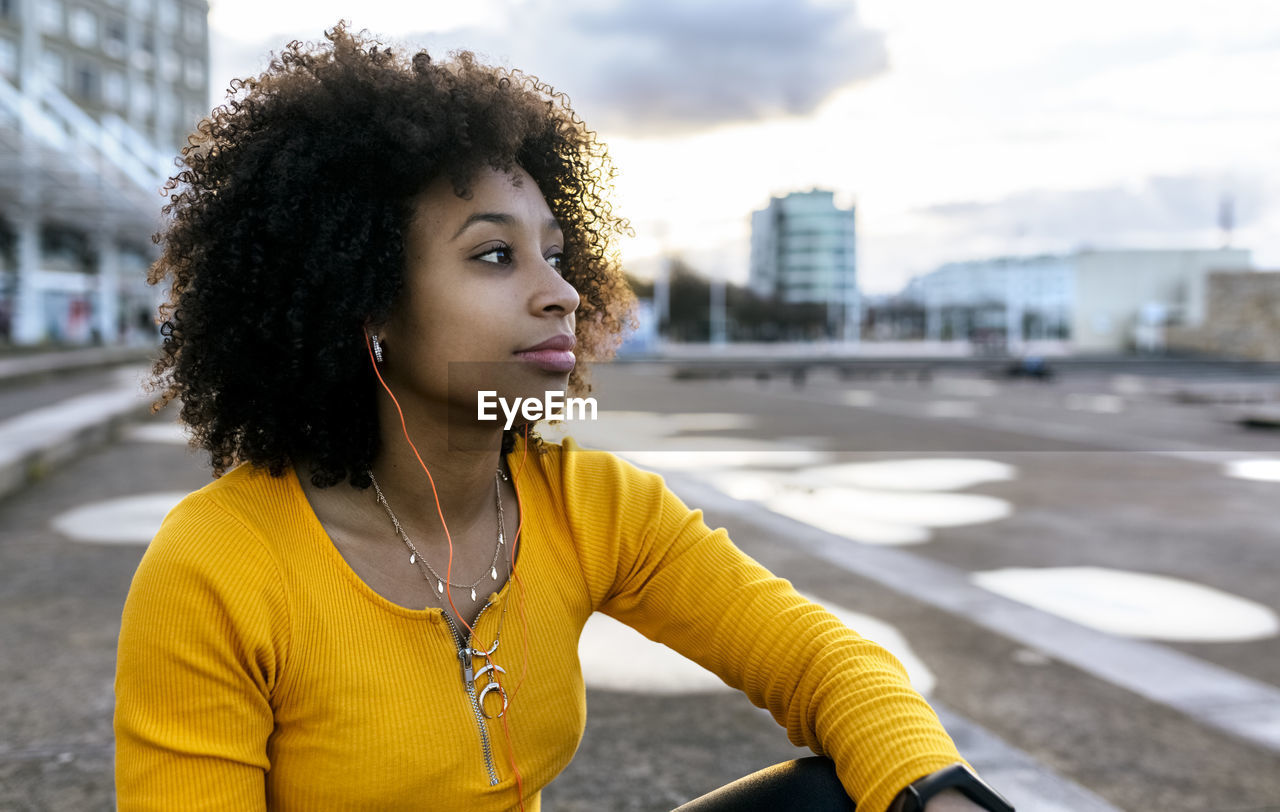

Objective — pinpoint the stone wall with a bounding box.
[1166,270,1280,361]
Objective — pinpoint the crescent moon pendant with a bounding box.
[479,682,508,719]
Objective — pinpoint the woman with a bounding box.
[114,24,1010,812]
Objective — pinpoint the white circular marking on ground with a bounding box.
[973,566,1280,642]
[924,400,979,419]
[51,493,187,544]
[700,471,905,538]
[578,613,730,694]
[1109,375,1147,396]
[1065,393,1125,414]
[579,594,935,695]
[765,488,1009,544]
[765,490,934,545]
[124,421,192,444]
[1225,459,1280,483]
[793,459,1017,492]
[695,467,1012,546]
[842,390,878,407]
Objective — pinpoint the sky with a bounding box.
[205,0,1280,294]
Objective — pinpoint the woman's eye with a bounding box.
[475,245,513,264]
[547,253,565,273]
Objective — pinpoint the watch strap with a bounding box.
[888,764,1015,812]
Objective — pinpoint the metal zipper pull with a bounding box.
[458,646,474,690]
[440,607,502,786]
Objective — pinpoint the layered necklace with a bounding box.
[368,467,514,721]
[368,468,508,602]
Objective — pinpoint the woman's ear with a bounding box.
[362,319,388,365]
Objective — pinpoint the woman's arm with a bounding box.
[114,492,289,811]
[562,443,968,812]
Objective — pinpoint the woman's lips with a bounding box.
[514,349,576,373]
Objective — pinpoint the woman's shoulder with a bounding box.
[526,436,674,533]
[151,463,302,567]
[521,436,667,507]
[123,465,293,673]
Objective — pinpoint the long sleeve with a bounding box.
[114,491,291,811]
[560,442,964,812]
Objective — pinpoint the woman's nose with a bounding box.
[536,261,581,315]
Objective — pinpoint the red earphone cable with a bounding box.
[365,332,477,634]
[365,332,529,808]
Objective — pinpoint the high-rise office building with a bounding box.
[749,189,859,339]
[0,0,209,344]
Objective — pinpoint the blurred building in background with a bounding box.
[901,254,1073,349]
[0,0,208,346]
[749,189,860,341]
[1166,269,1280,362]
[890,248,1252,354]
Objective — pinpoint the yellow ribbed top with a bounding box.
[114,437,964,811]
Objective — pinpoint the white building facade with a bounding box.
[750,189,859,339]
[0,0,208,345]
[902,248,1252,353]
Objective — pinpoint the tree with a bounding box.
[623,257,830,342]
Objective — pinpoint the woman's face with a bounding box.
[377,164,581,420]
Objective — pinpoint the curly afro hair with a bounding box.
[149,23,635,488]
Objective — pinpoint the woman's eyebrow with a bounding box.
[452,213,564,241]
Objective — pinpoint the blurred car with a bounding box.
[1005,355,1054,380]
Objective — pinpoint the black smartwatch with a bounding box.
[887,764,1015,812]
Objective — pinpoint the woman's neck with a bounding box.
[366,395,508,543]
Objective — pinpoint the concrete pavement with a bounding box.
[4,353,1280,810]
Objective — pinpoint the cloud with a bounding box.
[916,172,1267,249]
[211,1,887,136]
[415,0,889,136]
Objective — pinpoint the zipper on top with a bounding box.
[442,607,501,786]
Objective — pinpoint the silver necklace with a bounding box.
[368,468,507,602]
[369,467,515,720]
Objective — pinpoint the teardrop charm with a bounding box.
[436,580,444,594]
[409,553,416,564]
[491,566,498,580]
[470,588,477,601]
